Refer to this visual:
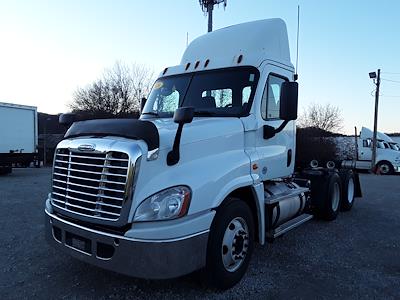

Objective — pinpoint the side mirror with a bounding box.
[140,97,147,113]
[59,113,76,128]
[173,106,194,124]
[279,81,298,121]
[167,107,194,166]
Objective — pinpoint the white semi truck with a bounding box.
[0,102,38,174]
[45,19,361,289]
[346,127,400,175]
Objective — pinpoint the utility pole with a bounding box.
[207,2,213,32]
[370,69,381,173]
[199,0,227,33]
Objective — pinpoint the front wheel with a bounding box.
[376,161,394,175]
[204,198,254,290]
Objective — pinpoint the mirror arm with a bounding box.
[275,120,290,134]
[167,123,184,166]
[263,120,290,140]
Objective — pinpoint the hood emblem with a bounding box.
[78,144,96,151]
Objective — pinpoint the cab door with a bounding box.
[359,138,372,160]
[255,64,295,181]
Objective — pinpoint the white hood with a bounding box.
[151,117,244,151]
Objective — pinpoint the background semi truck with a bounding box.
[45,19,361,289]
[344,127,400,175]
[0,102,38,174]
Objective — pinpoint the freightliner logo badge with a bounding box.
[78,144,96,151]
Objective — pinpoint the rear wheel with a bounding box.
[340,170,355,211]
[204,198,254,290]
[0,166,12,175]
[311,172,342,221]
[376,161,394,175]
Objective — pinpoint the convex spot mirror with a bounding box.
[279,81,298,121]
[173,107,194,124]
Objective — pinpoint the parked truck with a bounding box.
[0,102,38,174]
[344,127,400,175]
[45,19,361,289]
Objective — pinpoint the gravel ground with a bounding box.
[1,168,399,299]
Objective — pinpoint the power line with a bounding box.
[381,95,400,98]
[381,71,400,75]
[381,78,400,83]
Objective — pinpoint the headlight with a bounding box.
[133,186,191,222]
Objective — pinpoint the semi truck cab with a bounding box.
[45,19,361,289]
[355,127,400,174]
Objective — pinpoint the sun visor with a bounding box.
[64,119,159,150]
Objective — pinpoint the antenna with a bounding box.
[186,32,189,47]
[294,5,300,81]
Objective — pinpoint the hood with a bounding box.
[151,117,244,150]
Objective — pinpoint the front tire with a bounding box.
[376,161,394,175]
[204,198,254,290]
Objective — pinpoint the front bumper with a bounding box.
[45,209,209,279]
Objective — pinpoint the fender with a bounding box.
[212,179,266,245]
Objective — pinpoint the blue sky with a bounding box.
[1,0,400,134]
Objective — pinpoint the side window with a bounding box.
[362,139,370,148]
[261,74,287,120]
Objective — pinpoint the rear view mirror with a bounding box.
[279,81,298,121]
[167,107,195,166]
[59,113,76,127]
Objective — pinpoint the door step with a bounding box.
[269,213,313,239]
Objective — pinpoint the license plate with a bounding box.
[71,237,86,251]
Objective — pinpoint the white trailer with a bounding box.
[0,102,38,174]
[44,19,362,289]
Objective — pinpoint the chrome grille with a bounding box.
[51,148,130,221]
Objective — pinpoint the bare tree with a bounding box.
[70,61,154,117]
[298,103,343,133]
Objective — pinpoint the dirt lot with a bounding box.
[1,168,399,299]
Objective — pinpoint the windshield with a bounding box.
[142,67,259,118]
[389,143,400,151]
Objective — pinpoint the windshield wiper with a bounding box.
[193,110,216,116]
[141,111,159,116]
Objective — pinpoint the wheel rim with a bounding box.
[379,164,390,174]
[331,182,340,212]
[221,217,249,272]
[347,178,354,204]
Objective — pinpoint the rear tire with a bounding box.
[204,198,254,290]
[0,166,12,175]
[339,170,355,211]
[311,172,342,221]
